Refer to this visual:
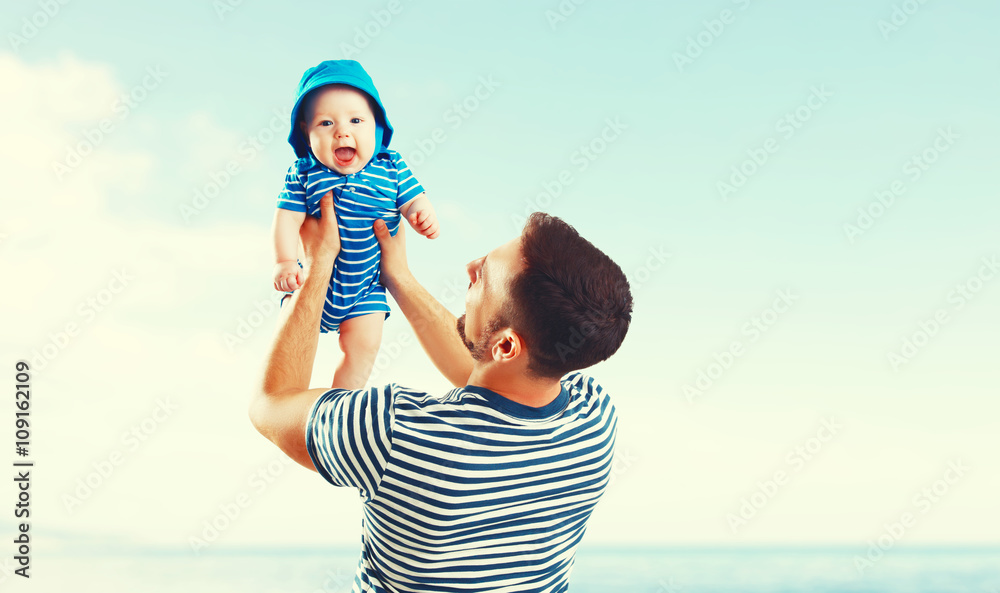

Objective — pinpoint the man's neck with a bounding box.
[467,367,563,409]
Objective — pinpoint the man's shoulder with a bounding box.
[386,384,560,421]
[560,371,618,420]
[561,371,612,400]
[383,383,436,400]
[380,378,615,422]
[384,383,482,410]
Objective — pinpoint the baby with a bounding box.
[272,60,439,389]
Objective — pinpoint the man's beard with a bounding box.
[456,314,501,362]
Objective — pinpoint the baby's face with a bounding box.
[300,85,377,175]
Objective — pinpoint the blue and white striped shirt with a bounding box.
[277,150,425,332]
[306,372,618,592]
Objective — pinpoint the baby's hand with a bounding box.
[407,206,440,240]
[273,260,302,292]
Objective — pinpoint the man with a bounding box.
[249,193,633,592]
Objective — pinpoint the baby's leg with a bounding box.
[332,313,384,389]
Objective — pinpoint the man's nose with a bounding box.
[466,258,482,283]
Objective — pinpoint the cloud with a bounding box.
[0,51,154,215]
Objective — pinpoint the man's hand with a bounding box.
[373,218,410,293]
[299,191,341,269]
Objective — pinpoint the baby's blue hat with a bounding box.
[288,60,393,160]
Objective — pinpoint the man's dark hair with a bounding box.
[503,213,633,379]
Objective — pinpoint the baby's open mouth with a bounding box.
[334,147,356,163]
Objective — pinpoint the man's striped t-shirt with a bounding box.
[305,371,618,593]
[276,150,425,333]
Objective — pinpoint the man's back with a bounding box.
[307,371,618,592]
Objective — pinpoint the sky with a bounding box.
[1,0,999,578]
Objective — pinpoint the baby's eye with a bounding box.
[351,117,362,124]
[319,121,333,127]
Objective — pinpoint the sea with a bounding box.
[4,546,998,592]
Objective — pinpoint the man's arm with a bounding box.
[249,191,340,471]
[373,219,473,388]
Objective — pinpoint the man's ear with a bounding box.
[492,330,523,363]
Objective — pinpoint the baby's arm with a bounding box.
[399,193,439,240]
[272,208,307,291]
